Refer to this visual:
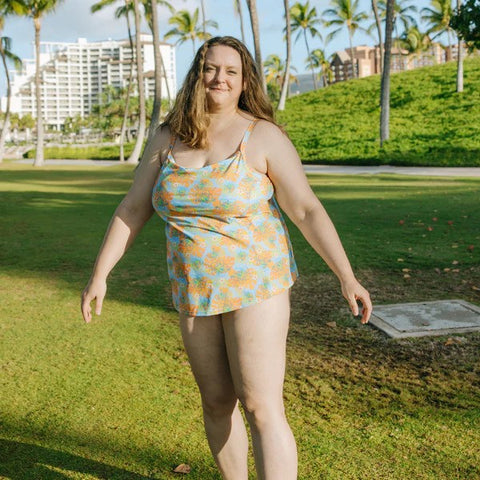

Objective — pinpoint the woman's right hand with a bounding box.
[81,278,107,323]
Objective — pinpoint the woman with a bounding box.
[82,36,372,480]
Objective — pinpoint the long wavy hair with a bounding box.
[163,36,276,149]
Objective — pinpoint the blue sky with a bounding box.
[2,0,446,96]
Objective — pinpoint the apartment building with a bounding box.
[5,34,176,130]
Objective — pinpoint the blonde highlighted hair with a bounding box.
[163,36,276,149]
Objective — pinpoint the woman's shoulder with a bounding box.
[251,118,287,143]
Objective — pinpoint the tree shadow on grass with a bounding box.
[0,438,156,480]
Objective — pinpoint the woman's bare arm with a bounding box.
[251,121,372,324]
[81,127,169,323]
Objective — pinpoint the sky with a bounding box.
[2,0,444,96]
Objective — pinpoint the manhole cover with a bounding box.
[369,300,480,338]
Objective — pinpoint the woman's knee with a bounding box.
[201,388,238,419]
[238,392,286,428]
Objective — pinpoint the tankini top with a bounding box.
[151,119,298,316]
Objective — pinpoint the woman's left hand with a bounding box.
[341,278,372,324]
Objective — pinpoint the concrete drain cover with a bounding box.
[369,300,480,338]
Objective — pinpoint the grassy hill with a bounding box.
[278,55,480,166]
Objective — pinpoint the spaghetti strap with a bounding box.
[167,133,176,157]
[239,119,258,156]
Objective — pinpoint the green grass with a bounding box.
[278,56,480,166]
[1,164,479,479]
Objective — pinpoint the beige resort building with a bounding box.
[331,42,467,83]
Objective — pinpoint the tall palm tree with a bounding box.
[306,48,333,87]
[245,0,266,92]
[378,0,418,40]
[421,0,454,60]
[143,0,174,141]
[200,0,206,37]
[0,17,22,163]
[13,0,65,167]
[455,0,463,93]
[380,0,395,146]
[126,0,146,164]
[91,0,135,162]
[165,8,217,56]
[371,0,383,73]
[278,0,291,111]
[289,1,322,89]
[233,0,246,43]
[323,0,368,79]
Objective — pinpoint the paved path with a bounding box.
[303,164,480,177]
[12,159,480,177]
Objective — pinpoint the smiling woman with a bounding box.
[81,36,371,480]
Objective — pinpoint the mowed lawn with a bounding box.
[0,164,479,480]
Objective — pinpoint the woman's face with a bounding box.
[203,45,244,109]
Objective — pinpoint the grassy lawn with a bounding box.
[0,164,479,479]
[278,56,480,166]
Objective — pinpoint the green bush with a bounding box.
[23,144,135,160]
[278,56,480,166]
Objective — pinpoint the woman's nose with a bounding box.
[214,68,227,82]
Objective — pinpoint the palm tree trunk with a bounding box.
[147,0,162,142]
[447,29,452,61]
[456,0,463,92]
[160,50,172,104]
[33,16,44,167]
[0,45,11,163]
[246,0,266,92]
[372,0,383,74]
[278,0,291,110]
[120,3,134,162]
[380,0,395,147]
[236,0,246,43]
[200,0,206,37]
[303,30,317,90]
[348,29,356,79]
[127,0,146,164]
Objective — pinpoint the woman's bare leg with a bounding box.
[222,290,297,480]
[179,313,249,480]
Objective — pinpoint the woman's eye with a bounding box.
[228,71,237,75]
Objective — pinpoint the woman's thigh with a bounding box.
[179,313,237,410]
[221,289,291,412]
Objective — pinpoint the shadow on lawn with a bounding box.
[0,438,156,480]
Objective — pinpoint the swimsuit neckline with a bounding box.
[166,150,241,171]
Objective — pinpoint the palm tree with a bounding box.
[245,0,266,92]
[126,0,146,164]
[278,0,291,111]
[306,48,333,87]
[380,0,395,146]
[378,0,418,40]
[289,1,322,89]
[13,0,65,167]
[421,0,454,60]
[200,0,206,37]
[142,0,174,141]
[0,16,22,163]
[371,0,383,73]
[323,0,368,79]
[233,0,246,43]
[399,26,433,67]
[165,8,217,56]
[91,0,135,162]
[455,0,463,93]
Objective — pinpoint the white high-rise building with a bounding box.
[4,34,176,130]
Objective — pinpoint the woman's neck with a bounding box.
[207,105,240,127]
